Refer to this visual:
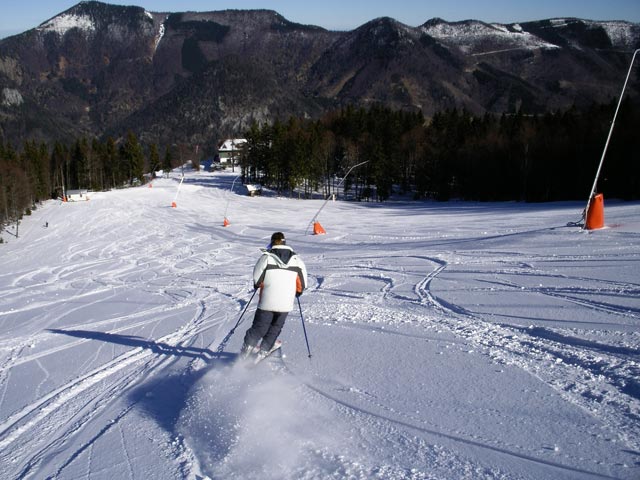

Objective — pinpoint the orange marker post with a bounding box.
[585,194,604,230]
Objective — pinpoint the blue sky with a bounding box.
[1,0,639,39]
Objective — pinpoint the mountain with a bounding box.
[0,1,638,150]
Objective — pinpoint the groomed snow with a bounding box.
[0,169,638,479]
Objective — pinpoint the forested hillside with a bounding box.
[240,102,639,202]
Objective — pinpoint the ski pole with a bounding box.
[233,289,257,330]
[297,296,312,358]
[216,289,257,353]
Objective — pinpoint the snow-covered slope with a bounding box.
[422,17,640,55]
[0,170,639,479]
[422,19,560,55]
[586,19,640,48]
[37,13,96,36]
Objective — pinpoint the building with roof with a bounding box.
[217,138,247,166]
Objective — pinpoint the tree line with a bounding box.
[1,100,638,234]
[240,101,639,203]
[0,132,175,230]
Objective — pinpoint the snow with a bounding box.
[586,20,640,49]
[37,14,96,36]
[1,88,23,107]
[0,169,639,479]
[154,22,165,52]
[154,15,167,52]
[547,18,640,49]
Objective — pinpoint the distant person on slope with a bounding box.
[241,232,307,360]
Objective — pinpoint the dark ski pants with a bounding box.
[243,308,289,352]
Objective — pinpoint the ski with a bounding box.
[252,340,282,365]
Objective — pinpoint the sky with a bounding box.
[1,0,639,39]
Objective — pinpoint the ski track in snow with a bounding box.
[0,170,638,479]
[0,301,213,476]
[294,246,639,471]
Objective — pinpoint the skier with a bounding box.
[241,232,307,361]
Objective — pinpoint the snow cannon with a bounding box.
[585,193,604,230]
[313,221,326,235]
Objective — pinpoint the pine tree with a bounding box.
[162,145,173,174]
[148,143,160,177]
[120,131,145,185]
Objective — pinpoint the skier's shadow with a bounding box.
[48,328,238,468]
[47,328,221,360]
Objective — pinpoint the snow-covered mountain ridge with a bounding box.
[37,13,96,36]
[421,19,561,54]
[37,2,640,52]
[421,17,639,53]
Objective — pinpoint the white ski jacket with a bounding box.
[253,245,307,312]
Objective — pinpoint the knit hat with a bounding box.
[270,232,286,245]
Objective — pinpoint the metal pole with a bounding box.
[307,160,369,234]
[582,48,639,228]
[223,175,241,221]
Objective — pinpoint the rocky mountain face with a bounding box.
[0,1,638,149]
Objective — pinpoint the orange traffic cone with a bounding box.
[223,217,230,227]
[585,193,604,230]
[313,221,326,235]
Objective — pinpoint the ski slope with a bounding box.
[0,169,639,480]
